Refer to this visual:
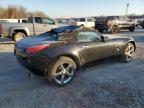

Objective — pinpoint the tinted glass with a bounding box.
[35,17,42,23]
[108,16,114,20]
[28,17,33,23]
[79,18,85,22]
[42,18,55,24]
[119,16,129,21]
[78,32,101,42]
[87,18,95,22]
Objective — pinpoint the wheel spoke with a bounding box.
[126,54,130,60]
[128,53,133,57]
[130,49,134,54]
[66,64,72,71]
[54,71,63,77]
[60,64,65,70]
[66,71,73,77]
[54,62,75,85]
[128,46,131,50]
[60,75,65,84]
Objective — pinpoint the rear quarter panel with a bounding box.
[42,42,82,65]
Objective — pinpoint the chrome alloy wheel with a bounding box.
[53,63,74,84]
[124,43,135,62]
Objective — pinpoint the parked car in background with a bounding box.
[0,17,59,41]
[140,20,144,29]
[75,18,96,28]
[95,16,135,33]
[15,26,136,86]
[57,19,69,24]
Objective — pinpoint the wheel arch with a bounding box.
[53,53,81,69]
[12,29,27,38]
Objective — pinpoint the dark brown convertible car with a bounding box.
[14,26,136,86]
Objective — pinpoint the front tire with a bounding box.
[120,43,135,63]
[48,57,76,86]
[13,32,26,42]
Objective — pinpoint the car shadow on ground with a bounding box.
[1,52,144,108]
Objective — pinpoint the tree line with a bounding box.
[0,5,47,19]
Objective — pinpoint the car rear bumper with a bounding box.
[15,49,51,73]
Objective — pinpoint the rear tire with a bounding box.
[47,57,76,86]
[13,32,26,42]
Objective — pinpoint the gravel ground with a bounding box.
[0,29,144,108]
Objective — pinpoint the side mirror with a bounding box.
[101,36,105,42]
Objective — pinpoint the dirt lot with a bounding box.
[0,29,144,108]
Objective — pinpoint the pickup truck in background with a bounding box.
[0,18,28,23]
[95,16,135,33]
[75,18,96,28]
[0,17,59,41]
[139,20,144,29]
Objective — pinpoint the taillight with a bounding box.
[26,44,49,54]
[0,24,3,34]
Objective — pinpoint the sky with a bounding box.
[0,0,144,18]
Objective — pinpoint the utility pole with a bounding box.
[126,3,130,16]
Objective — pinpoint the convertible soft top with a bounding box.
[58,26,97,42]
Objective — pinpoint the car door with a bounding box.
[77,31,113,64]
[34,17,56,35]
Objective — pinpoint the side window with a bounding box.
[119,16,128,21]
[42,18,55,25]
[22,20,28,23]
[35,17,42,23]
[28,17,33,23]
[114,16,119,20]
[79,18,85,22]
[87,18,95,22]
[77,32,101,43]
[108,16,114,20]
